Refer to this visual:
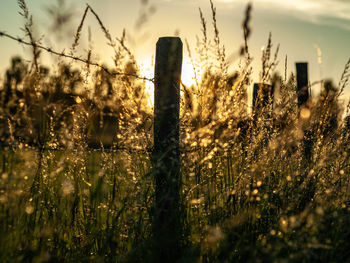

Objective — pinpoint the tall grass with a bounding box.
[0,0,350,262]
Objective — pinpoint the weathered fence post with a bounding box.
[153,37,182,262]
[296,62,312,161]
[296,62,309,107]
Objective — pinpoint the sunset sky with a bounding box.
[0,0,350,98]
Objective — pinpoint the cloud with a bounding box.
[159,0,350,29]
[215,0,350,22]
[265,0,350,20]
[216,0,350,29]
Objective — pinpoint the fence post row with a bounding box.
[251,63,310,146]
[153,37,182,262]
[152,38,310,259]
[252,63,309,111]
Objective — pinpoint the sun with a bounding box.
[181,57,202,88]
[138,56,202,107]
[138,57,155,108]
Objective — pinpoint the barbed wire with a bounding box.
[0,30,154,83]
[0,142,231,155]
[0,142,152,154]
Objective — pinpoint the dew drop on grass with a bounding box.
[0,195,7,204]
[1,173,8,180]
[300,107,311,119]
[25,205,34,214]
[75,96,82,104]
[316,206,324,215]
[62,180,74,196]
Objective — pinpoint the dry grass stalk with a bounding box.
[87,4,114,46]
[261,33,279,83]
[241,2,252,58]
[18,0,40,72]
[338,58,350,98]
[210,0,227,75]
[72,5,90,52]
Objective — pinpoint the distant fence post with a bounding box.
[153,37,182,262]
[296,62,309,107]
[296,62,312,161]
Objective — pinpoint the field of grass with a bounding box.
[1,0,350,262]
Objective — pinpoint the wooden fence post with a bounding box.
[296,62,312,161]
[153,37,182,262]
[296,62,309,107]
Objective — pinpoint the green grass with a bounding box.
[0,148,154,262]
[0,132,349,262]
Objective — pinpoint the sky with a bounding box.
[0,0,350,99]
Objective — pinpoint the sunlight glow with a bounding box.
[138,56,202,107]
[138,56,154,108]
[181,57,203,88]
